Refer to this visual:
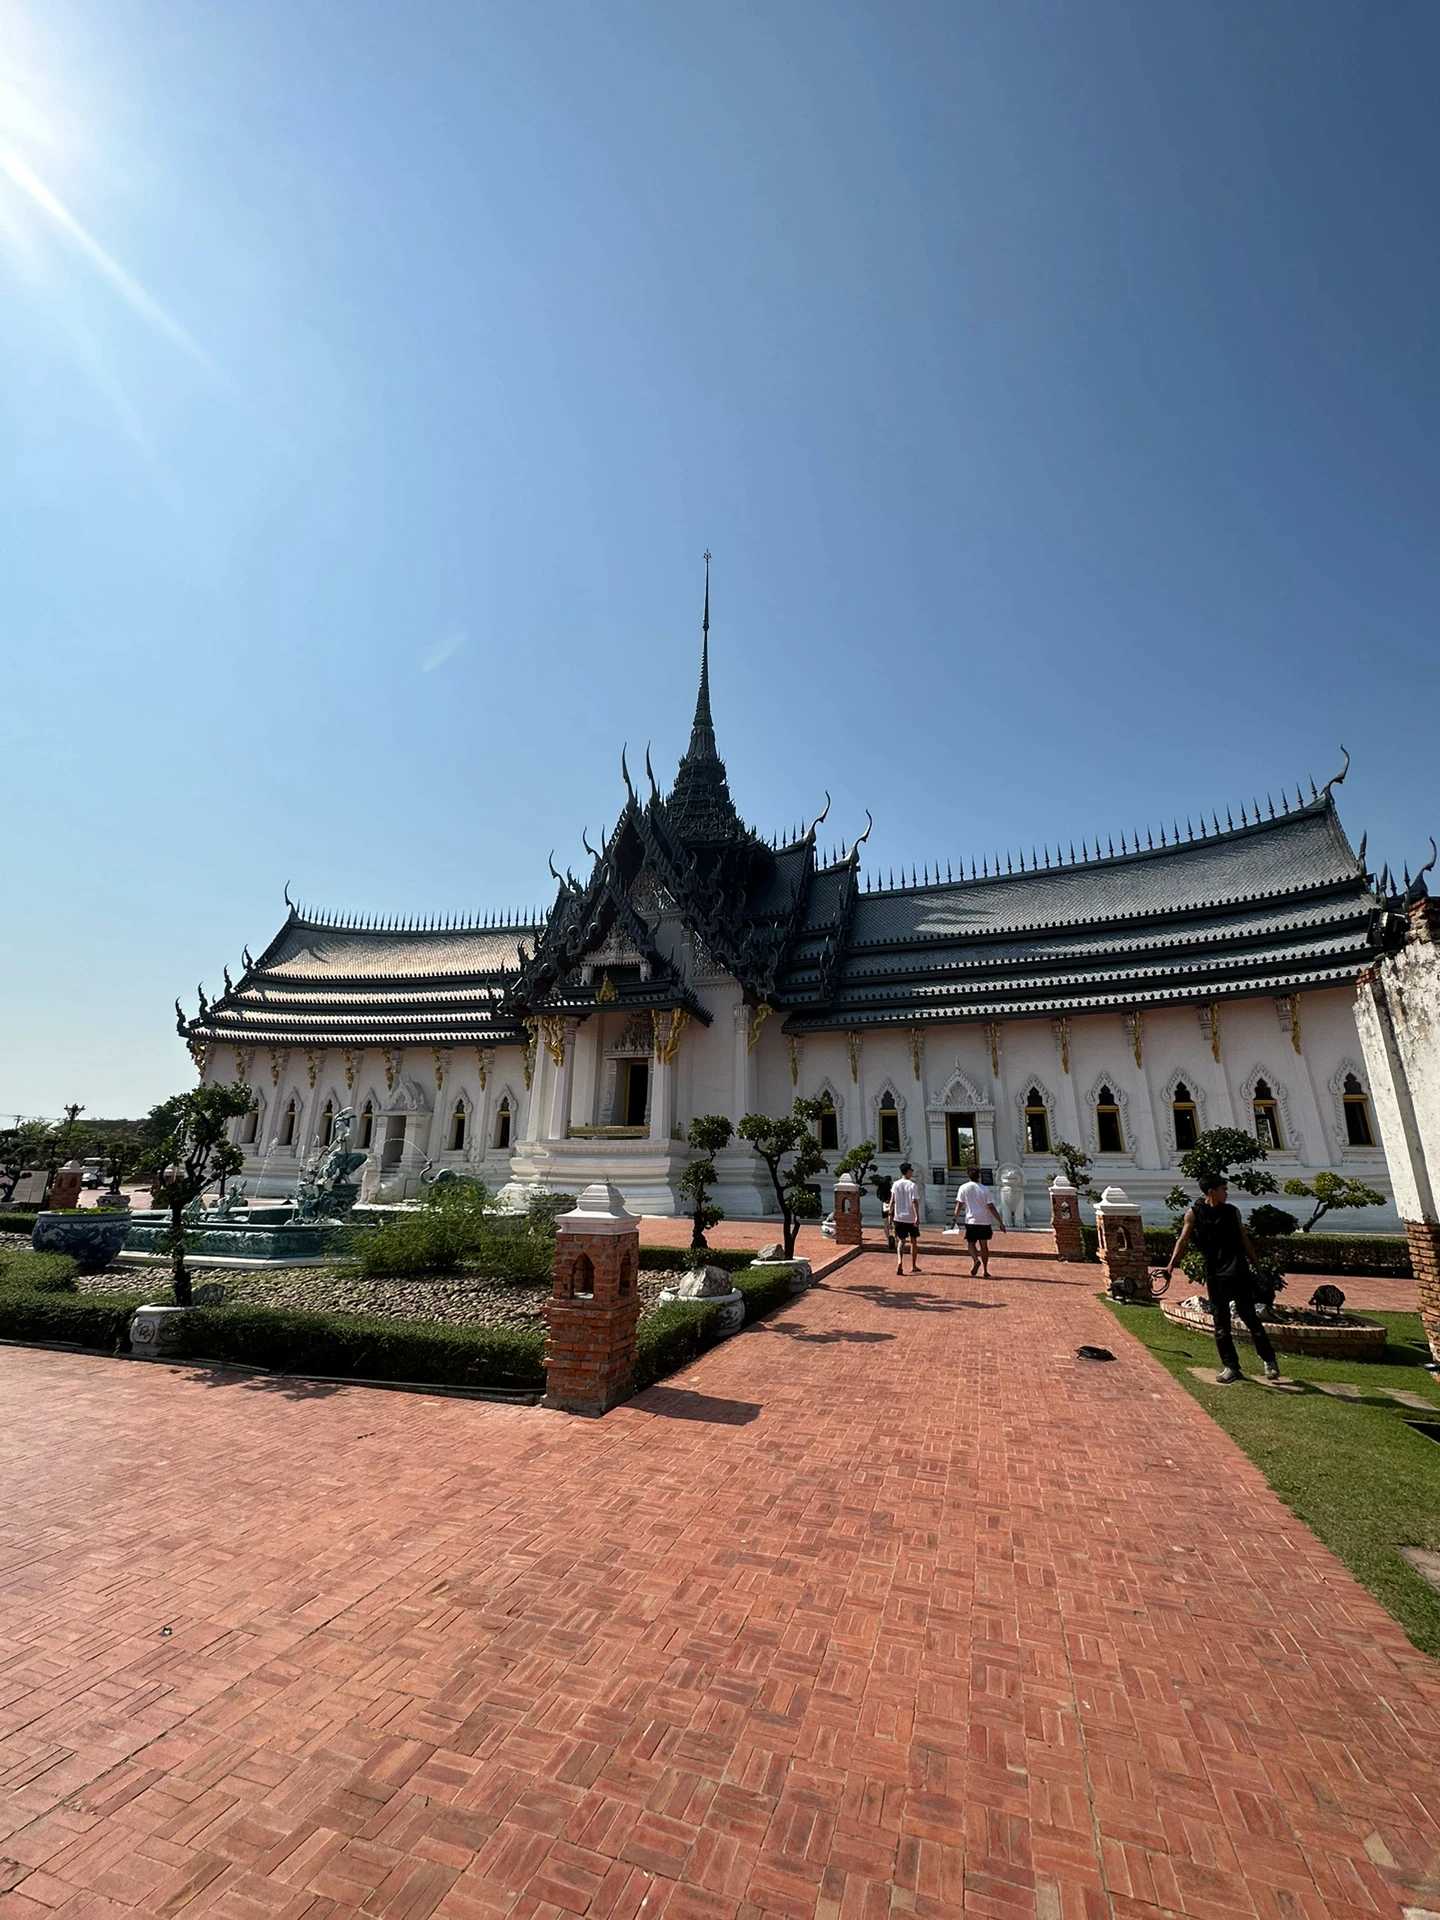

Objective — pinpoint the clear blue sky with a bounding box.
[3,0,1437,1118]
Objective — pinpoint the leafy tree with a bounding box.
[0,1120,62,1202]
[139,1083,252,1306]
[737,1097,828,1259]
[1248,1203,1300,1238]
[1281,1172,1388,1233]
[1049,1140,1096,1201]
[833,1138,880,1197]
[677,1115,734,1250]
[1176,1127,1277,1197]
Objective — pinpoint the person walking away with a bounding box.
[952,1168,1007,1276]
[890,1162,923,1276]
[1165,1175,1282,1384]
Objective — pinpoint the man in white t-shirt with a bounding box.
[889,1161,923,1275]
[952,1169,1007,1277]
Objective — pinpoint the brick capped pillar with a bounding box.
[1408,1222,1440,1364]
[544,1181,641,1415]
[1094,1185,1151,1302]
[47,1160,84,1211]
[833,1174,862,1247]
[1049,1177,1084,1262]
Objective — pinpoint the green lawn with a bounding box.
[1104,1300,1440,1657]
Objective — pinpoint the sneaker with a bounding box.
[1216,1367,1243,1385]
[1263,1364,1282,1382]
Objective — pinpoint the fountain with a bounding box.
[118,1108,371,1266]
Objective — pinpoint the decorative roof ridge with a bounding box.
[289,906,548,934]
[856,792,1355,898]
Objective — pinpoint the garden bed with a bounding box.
[1161,1292,1388,1360]
[75,1261,693,1329]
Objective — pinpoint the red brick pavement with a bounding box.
[3,1244,1439,1920]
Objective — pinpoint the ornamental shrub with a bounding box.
[733,1263,796,1322]
[638,1246,757,1274]
[0,1283,145,1349]
[0,1212,39,1236]
[1249,1204,1300,1238]
[633,1300,723,1389]
[180,1303,545,1389]
[0,1248,80,1291]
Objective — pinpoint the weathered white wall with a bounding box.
[1356,927,1440,1226]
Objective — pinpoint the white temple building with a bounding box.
[180,576,1405,1227]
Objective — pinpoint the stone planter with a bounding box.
[32,1210,131,1274]
[94,1192,132,1213]
[659,1285,746,1336]
[128,1305,192,1360]
[752,1257,813,1294]
[1162,1295,1387,1362]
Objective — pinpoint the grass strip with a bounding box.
[1105,1299,1440,1657]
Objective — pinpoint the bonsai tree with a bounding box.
[139,1082,252,1305]
[833,1138,880,1198]
[1248,1203,1300,1238]
[1281,1172,1388,1233]
[1049,1140,1096,1202]
[678,1114,734,1250]
[737,1097,828,1259]
[1164,1125,1278,1241]
[0,1120,60,1203]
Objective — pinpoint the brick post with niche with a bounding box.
[1355,889,1440,1362]
[833,1173,862,1247]
[1094,1184,1151,1301]
[544,1181,641,1414]
[1049,1176,1084,1262]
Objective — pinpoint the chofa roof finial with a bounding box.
[844,809,874,864]
[1321,743,1350,800]
[283,878,295,911]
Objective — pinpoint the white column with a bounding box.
[650,1051,675,1144]
[546,1021,579,1140]
[520,1032,548,1145]
[733,1000,757,1120]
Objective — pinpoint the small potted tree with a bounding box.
[677,1114,735,1252]
[132,1083,251,1355]
[737,1097,828,1282]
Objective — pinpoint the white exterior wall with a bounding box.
[203,980,1398,1225]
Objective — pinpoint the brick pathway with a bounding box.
[3,1244,1439,1920]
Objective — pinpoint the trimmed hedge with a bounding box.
[0,1211,40,1235]
[633,1300,724,1389]
[0,1247,81,1291]
[1078,1223,1412,1280]
[180,1304,546,1390]
[637,1246,759,1275]
[0,1273,147,1348]
[733,1263,798,1321]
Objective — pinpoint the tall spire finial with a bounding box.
[685,549,717,761]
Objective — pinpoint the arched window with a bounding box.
[816,1092,839,1153]
[239,1103,260,1146]
[877,1091,901,1155]
[1172,1081,1198,1151]
[357,1100,375,1149]
[494,1097,513,1150]
[1252,1078,1283,1151]
[1342,1072,1374,1147]
[319,1099,336,1147]
[448,1101,468,1151]
[1095,1084,1124,1154]
[1024,1087,1051,1154]
[279,1096,299,1148]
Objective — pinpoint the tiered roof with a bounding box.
[181,585,1407,1056]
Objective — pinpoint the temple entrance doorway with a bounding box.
[618,1058,650,1128]
[381,1116,407,1171]
[946,1111,978,1172]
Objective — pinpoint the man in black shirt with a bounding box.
[1165,1175,1282,1385]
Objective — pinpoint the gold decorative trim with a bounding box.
[188,1037,210,1078]
[539,1015,569,1067]
[1124,1011,1144,1069]
[846,1029,861,1083]
[234,1046,254,1085]
[433,1047,449,1090]
[476,1046,493,1090]
[1052,1017,1071,1075]
[269,1046,289,1087]
[653,1007,690,1065]
[748,1003,773,1052]
[1289,998,1302,1054]
[341,1046,359,1090]
[522,1022,538,1089]
[305,1047,321,1089]
[984,1022,1000,1077]
[787,1034,800,1086]
[382,1046,401,1092]
[595,971,618,1004]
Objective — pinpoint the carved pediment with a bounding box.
[385,1075,433,1115]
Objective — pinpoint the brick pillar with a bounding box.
[1407,1221,1440,1363]
[833,1174,862,1247]
[47,1160,84,1211]
[1094,1185,1152,1302]
[1049,1177,1083,1262]
[544,1181,641,1415]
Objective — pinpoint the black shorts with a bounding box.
[965,1225,992,1243]
[893,1220,918,1241]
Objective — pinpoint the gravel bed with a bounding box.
[80,1263,687,1329]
